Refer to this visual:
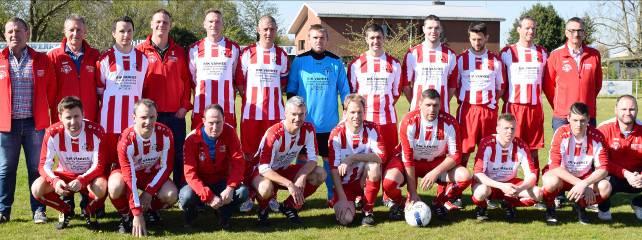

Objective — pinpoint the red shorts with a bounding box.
[49,171,104,185]
[412,159,446,180]
[474,178,523,200]
[332,181,363,204]
[191,112,237,130]
[457,103,497,154]
[113,168,170,190]
[376,123,398,160]
[383,155,405,173]
[240,119,281,157]
[502,102,544,149]
[251,164,305,190]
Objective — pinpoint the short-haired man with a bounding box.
[402,15,458,113]
[189,9,240,128]
[31,96,107,230]
[236,15,289,162]
[472,113,540,221]
[500,16,548,178]
[251,96,326,225]
[597,95,642,221]
[286,23,350,205]
[329,94,387,226]
[399,89,471,218]
[179,104,248,229]
[456,22,504,167]
[347,23,406,219]
[0,17,56,224]
[48,14,100,123]
[541,102,611,225]
[137,9,192,189]
[544,17,602,130]
[117,99,177,237]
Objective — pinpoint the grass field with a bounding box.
[3,97,642,240]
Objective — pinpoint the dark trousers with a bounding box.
[179,181,248,221]
[598,176,642,211]
[157,112,187,188]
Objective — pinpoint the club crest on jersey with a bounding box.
[583,63,592,70]
[85,66,95,72]
[61,64,72,74]
[561,62,572,73]
[199,151,206,161]
[37,69,45,77]
[148,55,158,63]
[219,145,226,152]
[168,55,178,62]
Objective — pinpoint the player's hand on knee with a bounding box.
[209,196,222,209]
[567,182,587,202]
[132,215,147,237]
[220,187,234,205]
[54,180,69,196]
[420,172,437,190]
[501,183,518,197]
[68,179,82,192]
[140,192,153,211]
[583,188,596,205]
[338,163,349,176]
[287,182,304,206]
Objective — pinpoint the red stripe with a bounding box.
[441,47,448,63]
[136,51,142,71]
[384,95,392,123]
[488,55,495,70]
[414,84,422,110]
[475,57,482,70]
[107,96,116,133]
[574,143,582,157]
[413,118,420,140]
[143,140,150,155]
[536,46,544,63]
[514,84,521,102]
[156,126,164,150]
[340,130,347,149]
[298,128,306,146]
[263,50,270,65]
[108,51,116,72]
[437,118,444,140]
[425,125,433,141]
[416,46,423,63]
[464,90,471,105]
[198,41,205,58]
[262,87,269,119]
[428,50,436,63]
[211,80,218,107]
[71,138,79,152]
[386,54,393,73]
[510,45,519,63]
[250,47,257,64]
[352,133,359,150]
[123,56,131,71]
[501,149,508,163]
[535,85,541,104]
[275,47,283,66]
[489,144,496,162]
[462,53,469,71]
[476,90,483,103]
[121,95,130,132]
[134,96,139,106]
[526,84,533,104]
[272,87,280,120]
[512,143,518,162]
[362,126,368,144]
[86,129,94,151]
[249,87,258,119]
[223,80,230,113]
[58,131,67,152]
[524,49,532,63]
[440,85,446,111]
[133,136,139,157]
[225,39,232,58]
[279,133,286,152]
[211,45,219,57]
[374,58,380,73]
[372,95,381,123]
[198,81,206,114]
[360,55,367,73]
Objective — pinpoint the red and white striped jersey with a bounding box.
[188,37,240,115]
[547,125,609,178]
[347,53,401,124]
[402,43,458,113]
[328,121,386,184]
[473,135,537,182]
[97,47,148,134]
[456,49,503,109]
[256,121,317,174]
[500,44,548,105]
[398,109,461,167]
[39,120,106,186]
[236,43,289,121]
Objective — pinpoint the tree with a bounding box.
[340,19,423,61]
[592,0,642,56]
[507,3,565,52]
[0,0,73,41]
[237,0,279,42]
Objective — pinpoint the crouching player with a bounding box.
[180,104,248,229]
[329,94,387,226]
[251,96,326,225]
[117,99,178,237]
[472,113,541,221]
[399,89,472,219]
[32,97,107,230]
[542,102,611,225]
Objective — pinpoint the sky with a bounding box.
[272,0,597,46]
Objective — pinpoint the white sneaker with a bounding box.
[597,210,612,221]
[268,198,280,212]
[239,199,253,212]
[383,198,395,208]
[533,202,547,210]
[632,204,642,220]
[487,200,499,210]
[586,204,599,213]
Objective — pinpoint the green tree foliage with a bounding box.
[507,3,565,52]
[340,19,423,61]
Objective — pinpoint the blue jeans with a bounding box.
[157,112,186,188]
[551,117,597,132]
[179,182,248,221]
[0,118,46,217]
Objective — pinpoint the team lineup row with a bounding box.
[0,6,633,238]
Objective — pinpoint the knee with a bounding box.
[454,166,472,182]
[308,166,327,186]
[472,184,491,200]
[30,177,46,198]
[598,180,612,197]
[178,185,197,207]
[256,180,274,200]
[541,173,560,191]
[366,163,382,182]
[159,182,178,204]
[90,177,108,199]
[108,176,125,199]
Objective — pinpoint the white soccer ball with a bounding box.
[404,201,431,227]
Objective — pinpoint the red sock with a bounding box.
[447,180,472,200]
[542,188,558,208]
[382,178,403,205]
[471,196,487,208]
[362,180,380,213]
[531,153,541,182]
[504,196,536,207]
[432,183,448,206]
[110,194,130,215]
[38,192,71,213]
[84,191,106,214]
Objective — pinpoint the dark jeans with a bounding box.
[552,117,597,132]
[157,112,187,188]
[0,118,46,217]
[598,176,642,211]
[179,181,248,221]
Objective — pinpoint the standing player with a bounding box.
[399,89,471,218]
[472,113,540,221]
[402,15,458,113]
[287,23,350,206]
[236,15,289,169]
[500,16,548,177]
[251,97,326,225]
[31,97,107,230]
[117,99,177,237]
[347,24,406,219]
[137,9,192,189]
[329,94,387,226]
[180,104,248,229]
[97,16,149,233]
[541,102,611,225]
[189,9,240,128]
[456,22,504,167]
[597,95,642,220]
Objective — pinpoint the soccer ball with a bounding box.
[404,201,431,227]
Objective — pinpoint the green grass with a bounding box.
[4,97,642,239]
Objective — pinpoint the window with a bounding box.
[299,40,305,51]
